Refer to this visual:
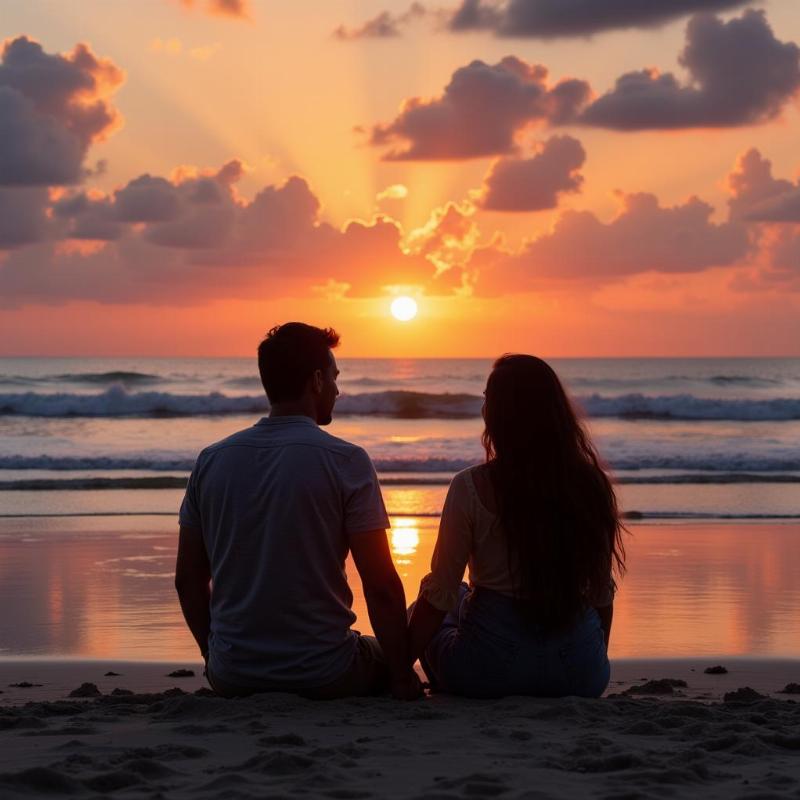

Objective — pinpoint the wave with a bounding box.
[577,393,800,421]
[0,387,269,417]
[2,453,799,478]
[53,371,164,385]
[3,387,800,420]
[2,472,799,492]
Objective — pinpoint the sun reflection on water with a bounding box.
[390,517,420,565]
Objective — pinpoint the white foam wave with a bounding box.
[1,388,800,421]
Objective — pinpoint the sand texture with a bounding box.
[1,660,799,798]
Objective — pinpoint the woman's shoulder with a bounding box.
[453,463,497,515]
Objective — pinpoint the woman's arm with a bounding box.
[408,596,447,665]
[407,472,473,664]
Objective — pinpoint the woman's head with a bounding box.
[480,354,626,631]
[481,354,580,464]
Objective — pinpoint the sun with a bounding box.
[390,296,418,322]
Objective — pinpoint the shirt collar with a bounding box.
[257,415,317,427]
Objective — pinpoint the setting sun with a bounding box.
[390,296,418,322]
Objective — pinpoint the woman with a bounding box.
[408,355,626,698]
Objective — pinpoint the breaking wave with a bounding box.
[2,388,800,420]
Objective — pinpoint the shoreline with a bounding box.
[1,657,798,706]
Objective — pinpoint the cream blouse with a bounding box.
[419,466,614,613]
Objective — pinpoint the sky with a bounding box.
[2,0,800,357]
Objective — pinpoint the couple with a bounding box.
[176,322,626,701]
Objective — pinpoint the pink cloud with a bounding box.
[476,135,585,212]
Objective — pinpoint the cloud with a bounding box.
[727,148,798,221]
[0,160,458,305]
[446,0,753,38]
[52,191,125,241]
[334,4,426,40]
[581,10,800,129]
[150,38,221,61]
[150,37,183,55]
[0,36,124,186]
[178,0,250,19]
[367,57,590,160]
[724,149,800,288]
[376,184,409,201]
[405,201,480,283]
[475,135,585,211]
[474,191,751,293]
[0,187,51,247]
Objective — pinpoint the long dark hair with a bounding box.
[481,354,626,631]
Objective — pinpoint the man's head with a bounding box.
[258,322,341,425]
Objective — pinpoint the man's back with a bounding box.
[179,415,389,689]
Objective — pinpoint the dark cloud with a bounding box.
[447,0,753,37]
[368,57,590,160]
[52,192,124,241]
[333,4,426,40]
[0,187,50,247]
[474,192,750,293]
[113,175,181,222]
[0,36,124,186]
[476,135,585,211]
[581,10,800,129]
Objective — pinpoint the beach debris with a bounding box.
[69,682,102,698]
[104,671,122,676]
[166,669,195,678]
[723,687,766,703]
[9,682,42,688]
[194,687,216,697]
[704,665,729,675]
[110,688,134,696]
[778,683,800,694]
[624,678,688,696]
[164,687,187,697]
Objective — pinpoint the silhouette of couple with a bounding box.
[176,322,626,701]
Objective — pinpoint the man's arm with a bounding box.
[349,530,422,699]
[596,602,613,649]
[175,524,211,661]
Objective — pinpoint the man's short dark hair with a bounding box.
[258,322,340,403]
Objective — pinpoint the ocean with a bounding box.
[1,356,799,519]
[1,357,799,660]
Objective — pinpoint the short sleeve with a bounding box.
[178,460,202,529]
[419,471,473,612]
[341,447,390,535]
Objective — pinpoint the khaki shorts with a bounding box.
[206,635,390,700]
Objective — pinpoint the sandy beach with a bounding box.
[1,658,799,798]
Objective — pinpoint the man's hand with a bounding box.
[390,669,424,700]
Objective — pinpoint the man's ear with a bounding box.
[311,369,323,395]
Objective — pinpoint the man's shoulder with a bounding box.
[310,427,368,462]
[195,422,367,464]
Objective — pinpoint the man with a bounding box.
[175,322,421,700]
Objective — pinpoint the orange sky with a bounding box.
[2,0,800,356]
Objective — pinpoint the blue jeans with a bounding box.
[420,584,610,698]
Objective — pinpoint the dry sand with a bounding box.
[1,659,799,798]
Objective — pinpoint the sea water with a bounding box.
[1,357,799,660]
[1,356,799,519]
